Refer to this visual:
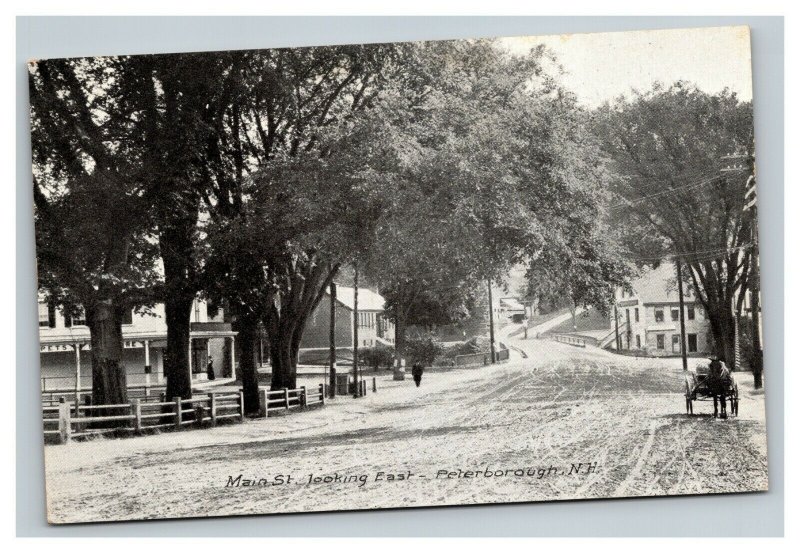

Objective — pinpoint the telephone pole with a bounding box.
[487,279,496,363]
[675,258,688,371]
[722,153,762,387]
[352,262,360,397]
[328,281,337,398]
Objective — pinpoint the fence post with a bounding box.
[209,392,217,426]
[283,387,290,410]
[57,398,71,444]
[300,386,307,408]
[132,399,142,434]
[239,389,245,421]
[372,376,377,393]
[174,396,182,428]
[319,383,325,405]
[258,388,269,418]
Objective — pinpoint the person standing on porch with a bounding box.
[207,357,216,381]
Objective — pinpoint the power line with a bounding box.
[624,243,753,263]
[608,174,724,210]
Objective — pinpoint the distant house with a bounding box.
[38,298,237,393]
[300,287,395,352]
[496,297,526,322]
[609,264,712,357]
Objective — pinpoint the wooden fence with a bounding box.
[553,334,587,348]
[258,384,325,417]
[44,383,327,444]
[43,390,244,444]
[42,384,167,407]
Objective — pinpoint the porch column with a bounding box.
[144,339,151,387]
[229,336,236,380]
[188,337,193,381]
[74,343,81,396]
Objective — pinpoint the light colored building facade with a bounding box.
[609,264,713,357]
[38,298,237,393]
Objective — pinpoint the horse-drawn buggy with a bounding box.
[684,358,739,418]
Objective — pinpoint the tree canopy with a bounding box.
[594,82,755,362]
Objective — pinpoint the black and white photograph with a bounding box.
[28,24,769,524]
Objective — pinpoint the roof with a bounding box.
[628,264,696,305]
[499,297,525,311]
[333,287,386,311]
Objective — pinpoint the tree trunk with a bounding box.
[164,294,194,401]
[265,261,337,391]
[87,300,128,411]
[269,335,294,390]
[395,309,407,363]
[235,316,260,414]
[706,302,737,367]
[159,213,199,401]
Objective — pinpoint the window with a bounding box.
[72,307,87,326]
[656,334,665,350]
[672,334,681,353]
[654,308,664,323]
[636,335,641,349]
[122,308,133,325]
[634,308,639,323]
[687,306,695,320]
[688,334,698,353]
[671,308,680,322]
[38,303,50,328]
[194,302,201,323]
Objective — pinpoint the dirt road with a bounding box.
[44,334,768,524]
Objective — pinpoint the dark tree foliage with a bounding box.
[594,82,756,365]
[361,40,630,355]
[30,57,162,406]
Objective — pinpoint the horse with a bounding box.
[707,358,732,419]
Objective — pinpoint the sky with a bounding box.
[497,26,753,108]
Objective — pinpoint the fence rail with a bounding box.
[258,384,325,417]
[43,390,245,444]
[553,334,587,348]
[44,383,328,444]
[42,384,167,406]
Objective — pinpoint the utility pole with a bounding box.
[722,153,762,387]
[750,204,763,387]
[328,281,337,398]
[487,279,496,363]
[352,262,360,397]
[675,258,688,371]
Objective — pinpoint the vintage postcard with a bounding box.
[30,25,767,524]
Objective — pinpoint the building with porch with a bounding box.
[609,264,713,357]
[38,298,237,394]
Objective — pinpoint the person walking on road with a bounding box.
[411,362,424,387]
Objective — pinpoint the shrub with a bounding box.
[404,335,443,366]
[359,344,395,370]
